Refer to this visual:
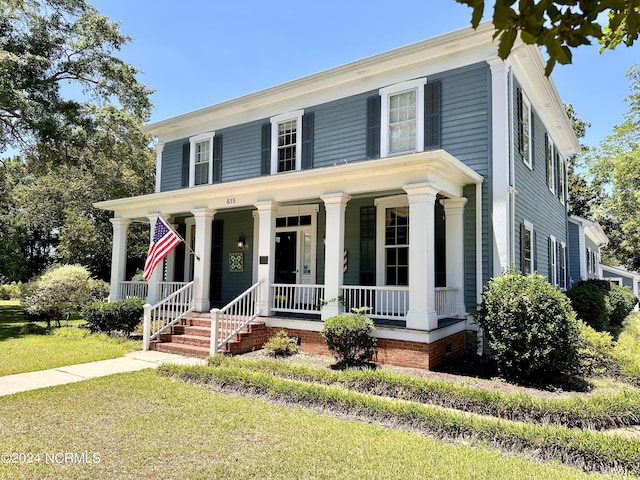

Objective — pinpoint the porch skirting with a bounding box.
[260,318,466,370]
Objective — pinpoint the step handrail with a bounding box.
[210,281,262,355]
[143,281,196,350]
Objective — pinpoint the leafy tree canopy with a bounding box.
[456,0,640,75]
[0,0,153,155]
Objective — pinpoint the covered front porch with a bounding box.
[98,150,483,334]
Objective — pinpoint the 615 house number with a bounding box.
[226,198,236,205]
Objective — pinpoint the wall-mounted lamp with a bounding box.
[237,234,246,249]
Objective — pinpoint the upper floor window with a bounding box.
[189,132,215,186]
[380,78,426,157]
[270,110,304,174]
[546,133,555,193]
[518,89,532,169]
[558,155,566,204]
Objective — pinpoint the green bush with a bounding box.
[577,321,618,377]
[263,330,299,357]
[0,281,22,300]
[476,272,581,379]
[321,312,376,367]
[82,299,144,336]
[87,279,110,302]
[566,279,638,332]
[22,264,92,327]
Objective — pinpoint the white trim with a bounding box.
[375,195,409,287]
[154,143,164,193]
[379,78,426,157]
[189,132,215,187]
[546,133,556,193]
[521,93,533,170]
[549,235,557,286]
[270,110,304,174]
[523,220,534,273]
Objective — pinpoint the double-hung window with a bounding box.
[520,92,532,169]
[546,133,555,193]
[549,235,557,285]
[522,221,534,274]
[270,110,304,174]
[189,132,215,186]
[379,78,426,157]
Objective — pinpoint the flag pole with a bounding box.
[146,213,201,261]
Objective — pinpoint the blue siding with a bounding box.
[160,139,187,192]
[216,210,254,305]
[513,79,568,278]
[218,120,264,182]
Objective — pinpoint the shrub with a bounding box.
[82,299,144,336]
[87,279,110,302]
[577,321,618,377]
[321,312,376,367]
[0,281,22,300]
[566,279,638,333]
[22,264,92,327]
[263,330,299,357]
[476,272,581,379]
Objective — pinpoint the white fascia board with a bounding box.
[509,45,581,157]
[145,23,498,143]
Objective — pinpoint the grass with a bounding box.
[615,312,640,382]
[0,370,618,480]
[0,300,140,376]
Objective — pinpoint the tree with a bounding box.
[0,0,152,156]
[582,65,640,271]
[456,1,640,75]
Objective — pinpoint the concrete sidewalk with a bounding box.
[0,350,206,397]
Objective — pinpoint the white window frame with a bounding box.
[559,241,567,290]
[270,110,304,174]
[586,247,593,274]
[189,132,215,187]
[375,195,409,286]
[521,94,533,169]
[549,235,557,286]
[523,220,534,274]
[546,133,555,193]
[379,78,426,158]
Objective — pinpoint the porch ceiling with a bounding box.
[94,150,483,219]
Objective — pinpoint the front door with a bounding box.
[274,230,315,284]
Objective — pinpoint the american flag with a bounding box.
[143,217,182,281]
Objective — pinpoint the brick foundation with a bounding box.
[264,326,465,370]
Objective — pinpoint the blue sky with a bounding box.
[91,0,638,148]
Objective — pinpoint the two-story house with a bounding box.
[96,22,579,369]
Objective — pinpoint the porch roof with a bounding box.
[95,150,483,220]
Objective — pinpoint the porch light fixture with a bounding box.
[237,234,246,249]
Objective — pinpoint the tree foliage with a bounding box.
[582,65,640,270]
[0,0,153,155]
[456,0,640,75]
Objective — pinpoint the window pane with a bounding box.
[195,162,209,185]
[389,90,417,154]
[278,119,297,172]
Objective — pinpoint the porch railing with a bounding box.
[142,281,195,350]
[435,287,459,317]
[211,282,262,355]
[341,285,409,320]
[119,281,148,300]
[271,283,324,315]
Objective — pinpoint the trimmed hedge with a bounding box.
[160,362,640,476]
[82,299,144,336]
[205,356,640,430]
[321,312,375,366]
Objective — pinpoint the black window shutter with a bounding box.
[555,151,562,198]
[425,80,441,150]
[213,135,222,183]
[366,95,381,159]
[545,134,549,183]
[533,230,538,272]
[301,112,314,170]
[516,87,524,154]
[261,123,271,175]
[181,142,190,188]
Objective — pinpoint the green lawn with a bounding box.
[0,300,140,376]
[0,370,616,480]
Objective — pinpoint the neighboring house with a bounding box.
[567,215,609,286]
[600,264,640,311]
[95,22,579,369]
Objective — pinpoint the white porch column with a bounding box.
[403,183,439,330]
[192,208,215,312]
[441,197,468,317]
[108,217,131,301]
[255,201,279,317]
[146,213,162,305]
[321,193,351,320]
[154,142,164,193]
